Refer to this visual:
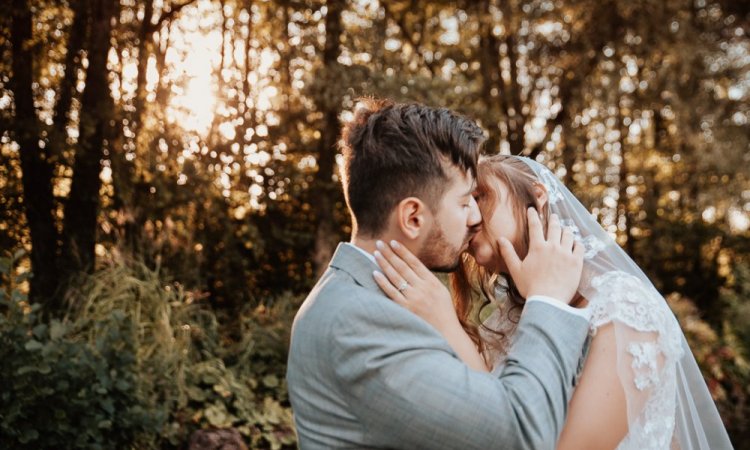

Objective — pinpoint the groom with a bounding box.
[287,99,590,449]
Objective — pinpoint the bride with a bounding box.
[372,154,733,449]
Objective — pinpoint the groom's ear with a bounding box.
[395,197,428,240]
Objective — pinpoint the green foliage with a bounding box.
[0,253,297,449]
[0,252,162,449]
[166,295,298,449]
[669,291,750,441]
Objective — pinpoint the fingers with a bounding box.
[546,213,562,244]
[526,207,544,248]
[560,226,575,250]
[387,240,432,279]
[375,240,418,283]
[374,244,416,291]
[498,237,521,276]
[373,271,406,305]
[572,239,585,259]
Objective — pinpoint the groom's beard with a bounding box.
[418,224,470,273]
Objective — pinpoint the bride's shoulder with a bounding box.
[586,271,681,345]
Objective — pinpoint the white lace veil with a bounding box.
[486,155,732,449]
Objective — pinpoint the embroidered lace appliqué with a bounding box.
[588,271,683,450]
[490,271,684,449]
[560,219,607,259]
[628,342,661,390]
[539,167,565,205]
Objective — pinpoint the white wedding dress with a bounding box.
[482,156,732,450]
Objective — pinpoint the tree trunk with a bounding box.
[498,2,526,155]
[312,0,345,277]
[477,0,502,154]
[132,0,155,142]
[10,0,60,304]
[616,94,635,257]
[62,0,116,277]
[50,0,88,165]
[279,0,292,111]
[242,0,255,131]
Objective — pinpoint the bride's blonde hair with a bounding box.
[450,154,551,357]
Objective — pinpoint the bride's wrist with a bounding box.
[433,314,463,334]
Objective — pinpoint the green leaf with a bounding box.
[114,379,130,392]
[17,366,37,375]
[37,363,51,374]
[204,404,229,427]
[0,257,10,274]
[188,386,207,402]
[13,249,25,261]
[39,387,54,396]
[262,375,279,388]
[19,428,39,444]
[213,383,232,398]
[24,340,43,351]
[33,324,48,339]
[50,320,66,340]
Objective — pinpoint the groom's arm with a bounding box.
[331,298,589,450]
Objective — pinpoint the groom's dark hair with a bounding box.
[340,98,485,236]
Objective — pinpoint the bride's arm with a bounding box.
[372,240,489,372]
[556,323,629,450]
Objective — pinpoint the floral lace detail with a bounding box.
[616,367,677,450]
[628,342,661,390]
[588,271,683,450]
[538,166,564,204]
[488,271,685,449]
[561,219,607,259]
[589,272,681,343]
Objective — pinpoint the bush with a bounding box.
[668,292,750,443]
[0,252,162,449]
[0,252,298,449]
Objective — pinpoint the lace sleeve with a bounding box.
[588,272,684,450]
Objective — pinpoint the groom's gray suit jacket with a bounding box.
[287,243,590,449]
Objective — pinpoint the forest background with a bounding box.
[1,0,749,448]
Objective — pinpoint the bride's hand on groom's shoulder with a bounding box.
[500,208,584,305]
[372,240,490,372]
[372,240,459,332]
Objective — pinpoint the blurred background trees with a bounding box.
[1,0,749,447]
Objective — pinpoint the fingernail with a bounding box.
[373,271,382,278]
[390,240,399,249]
[374,250,382,258]
[375,240,385,249]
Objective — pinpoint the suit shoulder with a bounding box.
[293,267,427,335]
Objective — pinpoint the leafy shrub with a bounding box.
[668,292,750,443]
[0,252,298,449]
[0,252,162,449]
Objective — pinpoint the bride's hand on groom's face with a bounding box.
[500,208,584,304]
[372,240,459,331]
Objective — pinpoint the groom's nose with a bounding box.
[467,195,482,228]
